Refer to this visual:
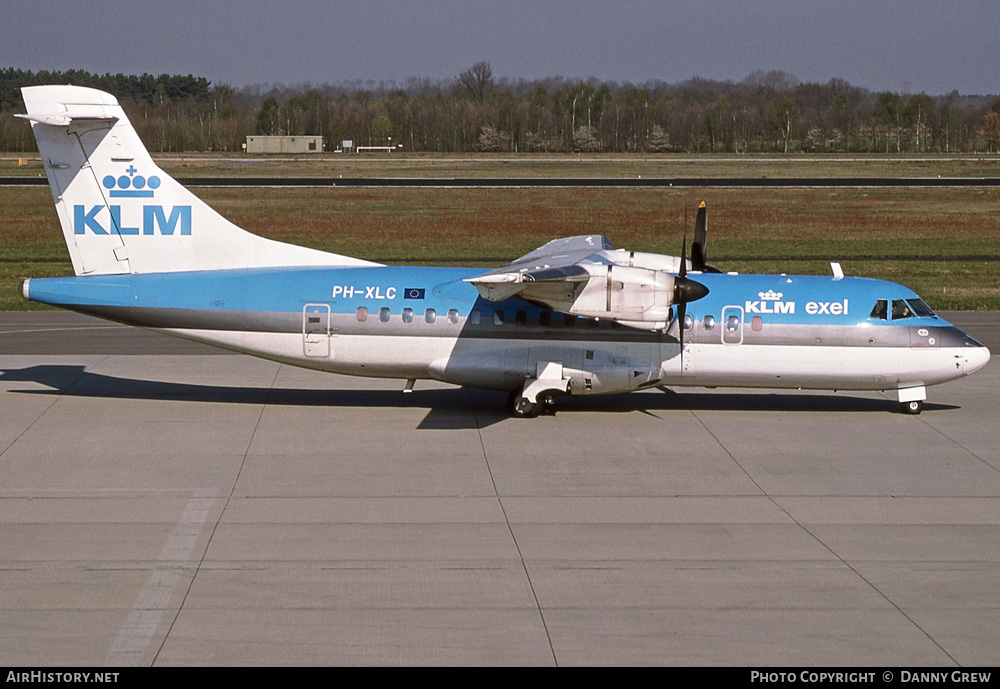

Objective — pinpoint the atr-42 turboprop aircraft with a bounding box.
[17,85,990,417]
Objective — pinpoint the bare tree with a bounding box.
[983,112,1000,153]
[769,97,797,153]
[457,61,495,103]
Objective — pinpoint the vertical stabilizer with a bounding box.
[20,85,377,275]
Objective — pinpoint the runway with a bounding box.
[4,176,1000,187]
[1,312,998,666]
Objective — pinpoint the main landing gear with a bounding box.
[901,400,924,415]
[508,390,558,418]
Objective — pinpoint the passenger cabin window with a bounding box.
[425,308,436,323]
[379,307,390,323]
[751,316,763,332]
[726,315,740,332]
[470,310,481,325]
[516,310,527,326]
[563,314,576,327]
[447,309,459,324]
[493,310,504,326]
[356,306,368,322]
[703,315,715,330]
[539,311,551,327]
[402,308,413,323]
[870,300,888,320]
[683,314,694,331]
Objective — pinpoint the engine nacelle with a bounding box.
[595,249,685,273]
[521,263,676,324]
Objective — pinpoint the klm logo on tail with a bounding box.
[74,166,191,236]
[104,165,160,198]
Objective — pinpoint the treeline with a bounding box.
[2,64,999,154]
[0,68,242,153]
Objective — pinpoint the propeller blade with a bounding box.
[679,233,688,278]
[675,232,688,362]
[692,201,708,272]
[674,224,709,365]
[678,300,687,354]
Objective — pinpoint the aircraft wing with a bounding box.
[466,235,613,302]
[464,235,707,331]
[500,234,615,271]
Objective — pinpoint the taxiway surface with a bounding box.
[1,312,997,666]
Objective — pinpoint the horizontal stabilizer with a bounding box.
[16,112,118,127]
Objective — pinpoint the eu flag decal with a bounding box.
[404,288,426,300]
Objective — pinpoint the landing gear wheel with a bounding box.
[901,400,924,415]
[538,392,557,416]
[508,391,539,418]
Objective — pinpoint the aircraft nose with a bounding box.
[964,342,991,376]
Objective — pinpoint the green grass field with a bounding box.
[2,155,998,311]
[5,152,1000,179]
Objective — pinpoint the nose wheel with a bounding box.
[901,400,924,415]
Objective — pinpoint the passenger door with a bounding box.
[303,303,331,358]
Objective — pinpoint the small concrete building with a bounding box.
[245,135,324,154]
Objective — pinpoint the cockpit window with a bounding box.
[875,298,933,321]
[891,299,914,320]
[892,299,913,321]
[906,299,936,318]
[869,300,887,320]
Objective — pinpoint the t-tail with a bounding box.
[19,85,376,276]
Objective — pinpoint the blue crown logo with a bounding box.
[103,166,160,198]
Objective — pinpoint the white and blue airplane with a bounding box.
[16,85,990,416]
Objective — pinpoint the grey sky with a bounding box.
[3,1,998,95]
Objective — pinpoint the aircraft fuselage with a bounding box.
[21,266,990,403]
[16,85,991,416]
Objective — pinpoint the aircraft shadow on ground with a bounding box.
[1,365,957,431]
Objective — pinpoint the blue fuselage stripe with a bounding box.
[24,266,948,331]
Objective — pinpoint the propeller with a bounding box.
[676,233,690,357]
[689,200,722,273]
[669,204,712,365]
[672,230,709,365]
[692,201,708,271]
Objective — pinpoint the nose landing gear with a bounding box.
[897,386,926,415]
